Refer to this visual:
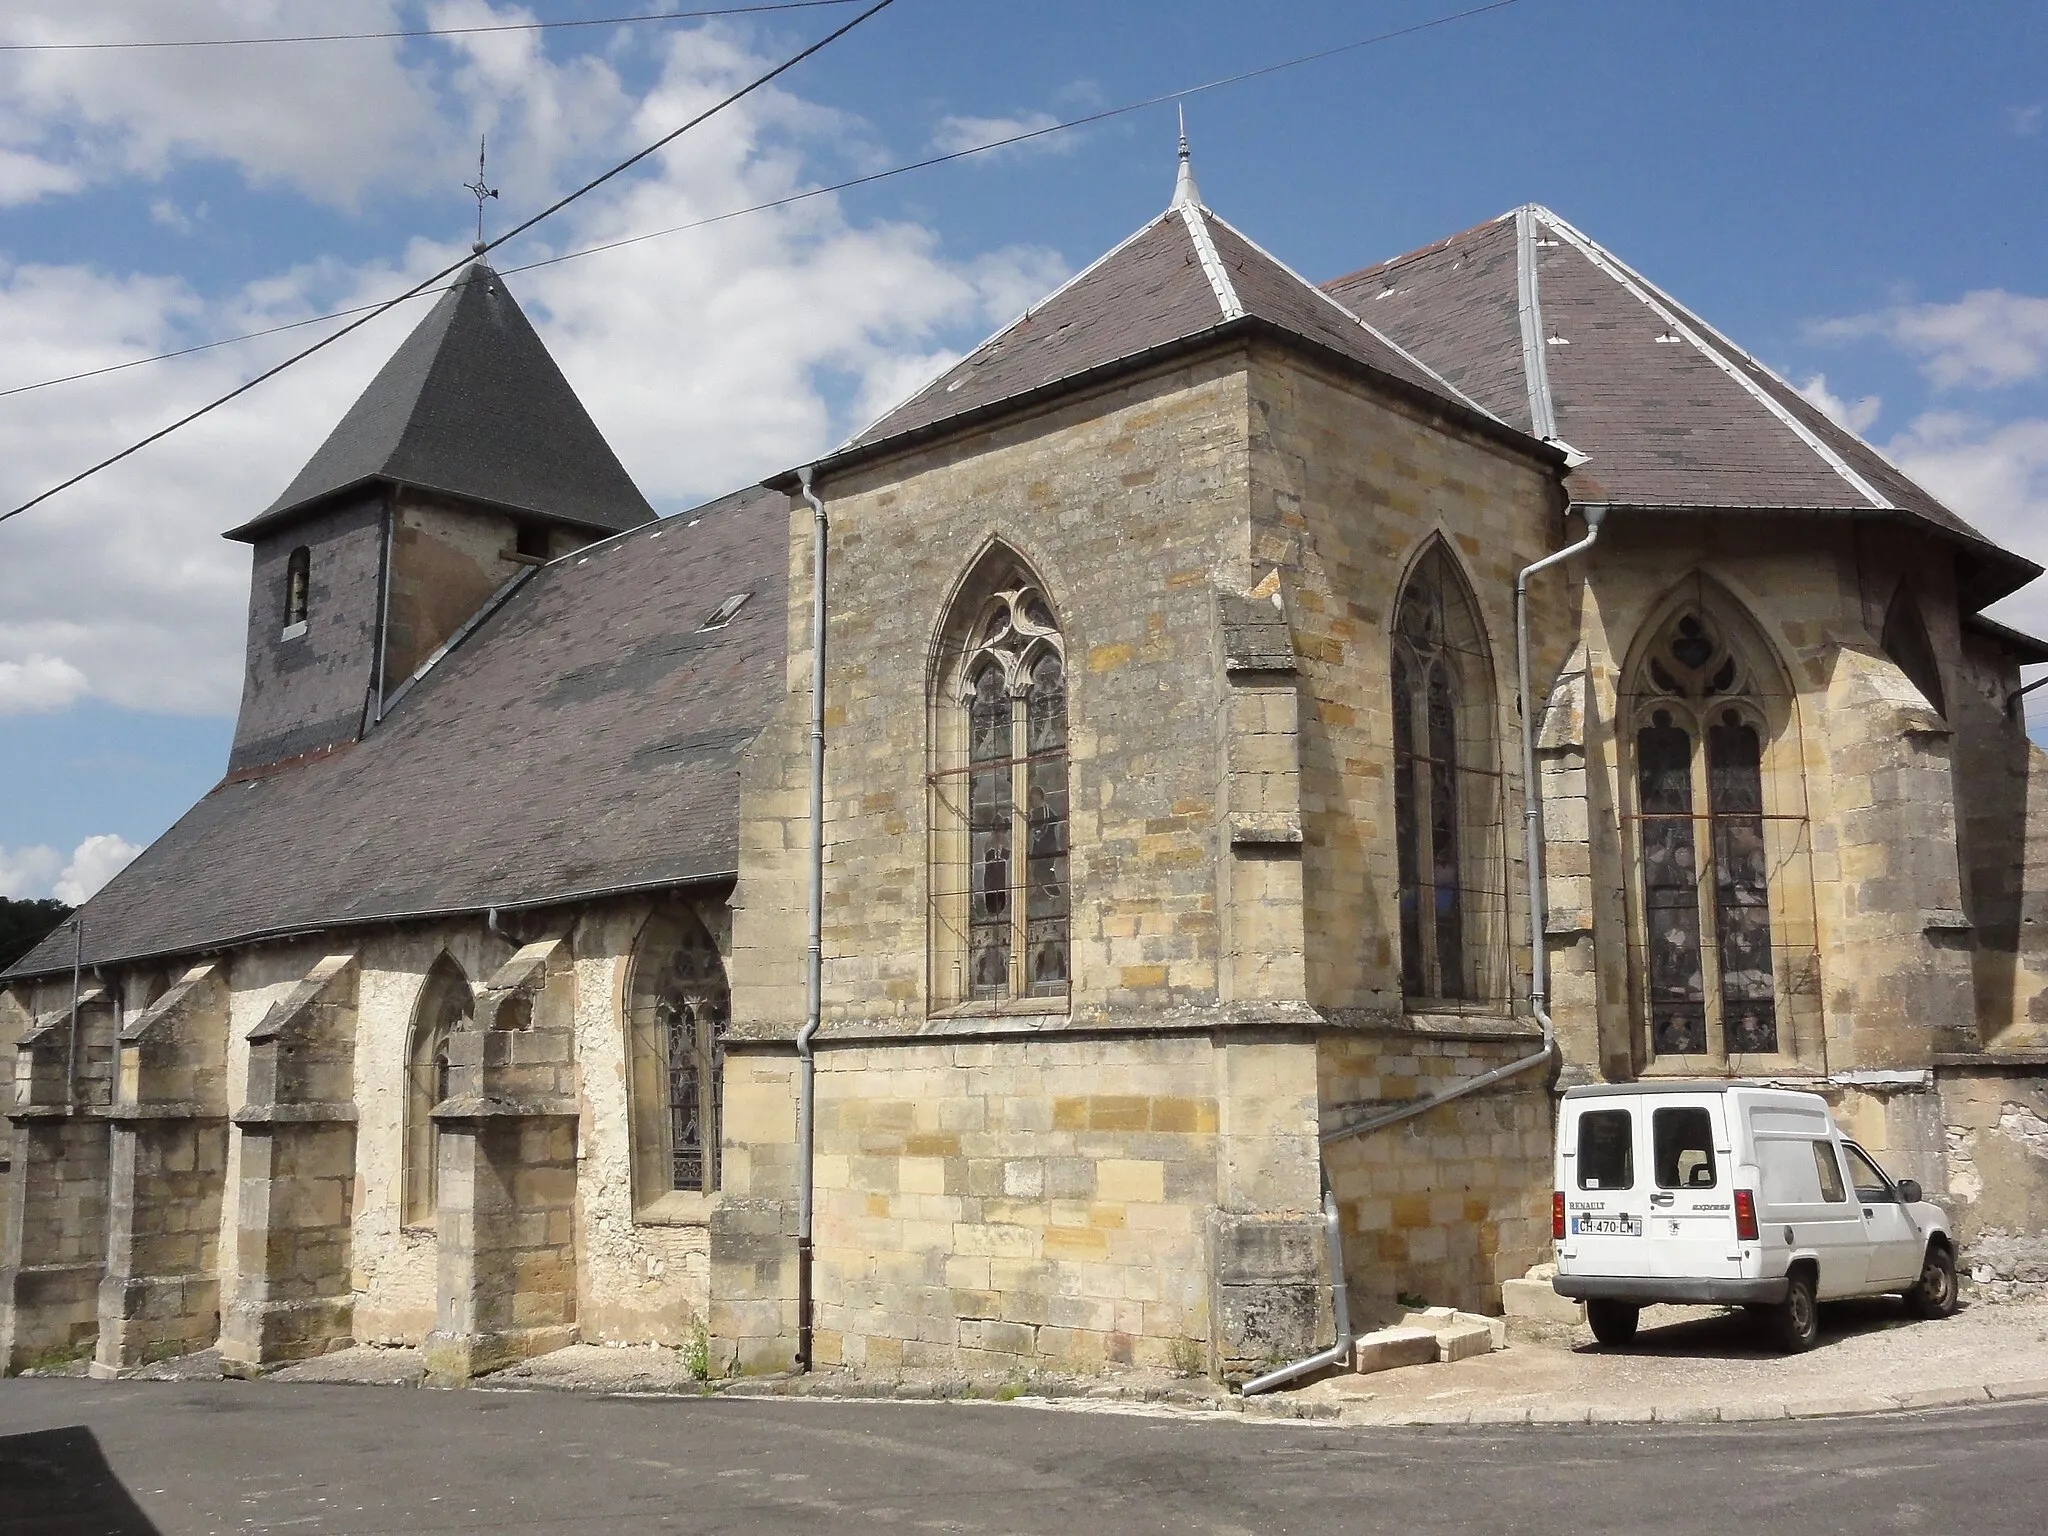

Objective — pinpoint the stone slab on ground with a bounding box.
[483,1343,709,1395]
[1503,1277,1585,1325]
[1352,1327,1440,1374]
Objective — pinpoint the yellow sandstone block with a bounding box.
[1095,1160,1164,1202]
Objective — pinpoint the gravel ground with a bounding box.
[1304,1291,2048,1422]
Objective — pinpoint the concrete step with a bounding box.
[1350,1327,1439,1375]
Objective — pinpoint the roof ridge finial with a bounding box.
[1170,104,1201,211]
[464,134,499,257]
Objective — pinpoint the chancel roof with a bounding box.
[832,172,1539,471]
[8,487,786,979]
[1325,205,2040,607]
[229,261,654,541]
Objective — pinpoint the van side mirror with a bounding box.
[1896,1179,1922,1204]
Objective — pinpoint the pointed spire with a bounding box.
[1170,104,1201,210]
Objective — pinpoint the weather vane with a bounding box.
[464,135,498,255]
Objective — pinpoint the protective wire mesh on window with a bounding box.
[627,911,730,1197]
[1389,542,1509,1007]
[930,554,1069,1010]
[404,957,471,1227]
[1623,597,1818,1067]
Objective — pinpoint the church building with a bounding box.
[7,149,2048,1384]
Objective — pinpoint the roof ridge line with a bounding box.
[1512,206,1558,443]
[1178,204,1244,322]
[1532,208,1893,512]
[1207,208,1509,428]
[832,213,1173,455]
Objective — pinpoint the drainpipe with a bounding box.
[66,915,83,1113]
[1242,505,1604,1396]
[794,463,828,1372]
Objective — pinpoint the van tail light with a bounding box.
[1734,1188,1759,1242]
[1552,1191,1566,1241]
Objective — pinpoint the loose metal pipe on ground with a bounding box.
[1242,506,1604,1396]
[795,464,828,1372]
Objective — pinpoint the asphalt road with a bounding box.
[2,1379,2043,1536]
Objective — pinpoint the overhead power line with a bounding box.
[2,0,1527,405]
[0,0,899,527]
[0,2,859,53]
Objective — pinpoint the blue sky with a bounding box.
[2,0,2045,901]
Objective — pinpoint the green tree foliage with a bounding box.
[0,898,74,972]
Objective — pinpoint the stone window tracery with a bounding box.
[403,956,471,1228]
[1389,542,1507,1006]
[1625,605,1810,1063]
[627,908,730,1207]
[931,551,1070,1010]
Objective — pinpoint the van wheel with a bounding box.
[1771,1271,1820,1353]
[1904,1243,1959,1320]
[1586,1299,1640,1347]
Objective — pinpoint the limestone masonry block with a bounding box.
[1351,1325,1440,1374]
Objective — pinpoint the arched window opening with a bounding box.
[1881,585,1946,717]
[626,908,730,1204]
[283,546,311,630]
[1389,542,1508,1007]
[404,957,472,1228]
[1624,602,1815,1065]
[930,552,1069,1010]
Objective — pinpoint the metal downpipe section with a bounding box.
[795,464,828,1372]
[1241,506,1603,1396]
[1240,1174,1352,1396]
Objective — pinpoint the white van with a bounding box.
[1551,1083,1958,1351]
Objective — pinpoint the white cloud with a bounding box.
[931,111,1072,159]
[52,834,144,904]
[0,845,63,900]
[1883,410,2048,638]
[2007,104,2044,138]
[1796,373,1881,434]
[0,1,448,209]
[0,653,90,714]
[0,21,1068,719]
[1813,290,2048,390]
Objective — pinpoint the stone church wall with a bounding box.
[1319,1030,1553,1317]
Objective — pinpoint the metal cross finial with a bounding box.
[464,135,499,255]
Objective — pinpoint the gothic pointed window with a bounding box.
[627,908,731,1208]
[931,551,1069,1010]
[1625,604,1808,1062]
[1389,542,1506,1006]
[403,956,471,1228]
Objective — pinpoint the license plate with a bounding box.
[1571,1214,1642,1237]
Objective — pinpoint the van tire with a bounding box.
[1586,1299,1640,1347]
[1904,1243,1959,1320]
[1771,1270,1820,1353]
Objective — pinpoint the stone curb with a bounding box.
[1336,1377,2048,1428]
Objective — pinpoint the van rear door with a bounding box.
[1561,1100,1648,1275]
[1642,1095,1742,1281]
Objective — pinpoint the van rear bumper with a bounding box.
[1553,1275,1790,1306]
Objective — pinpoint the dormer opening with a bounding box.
[282,546,311,636]
[516,522,551,561]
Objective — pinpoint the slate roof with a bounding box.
[1324,205,2040,607]
[8,487,787,979]
[228,261,654,541]
[829,186,1540,473]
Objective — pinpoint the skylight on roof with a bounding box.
[699,592,753,631]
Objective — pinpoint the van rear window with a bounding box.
[1576,1110,1633,1190]
[1654,1106,1717,1189]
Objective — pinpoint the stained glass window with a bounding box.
[1631,610,1781,1058]
[1389,545,1497,1003]
[628,911,730,1199]
[404,957,471,1227]
[936,567,1069,1006]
